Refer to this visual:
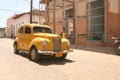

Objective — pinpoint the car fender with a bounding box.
[61,38,70,50]
[13,37,20,49]
[28,37,49,51]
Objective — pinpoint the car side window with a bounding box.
[25,27,31,34]
[20,27,24,33]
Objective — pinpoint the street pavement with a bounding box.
[0,38,120,80]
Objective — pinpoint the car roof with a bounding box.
[21,23,52,29]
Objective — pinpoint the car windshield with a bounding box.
[33,26,52,33]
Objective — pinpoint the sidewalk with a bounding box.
[71,45,116,54]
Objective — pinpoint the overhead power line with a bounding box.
[0,9,21,13]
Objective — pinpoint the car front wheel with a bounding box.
[30,47,40,62]
[59,53,67,59]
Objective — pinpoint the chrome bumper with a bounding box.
[38,50,69,55]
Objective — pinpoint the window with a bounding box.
[25,27,31,34]
[33,26,52,33]
[66,9,73,18]
[87,0,104,41]
[19,27,24,33]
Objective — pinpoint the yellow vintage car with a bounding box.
[13,23,70,61]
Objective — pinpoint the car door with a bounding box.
[23,26,33,50]
[18,26,25,50]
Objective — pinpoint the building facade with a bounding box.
[6,9,46,38]
[41,0,120,47]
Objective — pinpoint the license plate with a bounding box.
[56,52,63,57]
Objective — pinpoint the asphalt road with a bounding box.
[0,38,120,80]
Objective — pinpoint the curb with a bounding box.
[70,45,116,54]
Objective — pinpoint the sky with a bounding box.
[0,0,45,28]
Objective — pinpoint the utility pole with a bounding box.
[46,1,49,25]
[73,0,78,48]
[45,0,49,25]
[53,0,56,33]
[39,1,41,24]
[30,0,33,23]
[62,0,65,29]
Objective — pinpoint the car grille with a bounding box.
[53,37,61,52]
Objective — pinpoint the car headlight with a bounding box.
[67,40,70,46]
[41,40,46,46]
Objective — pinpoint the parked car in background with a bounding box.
[13,23,70,62]
[112,37,120,55]
[0,28,5,38]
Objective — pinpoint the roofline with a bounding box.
[9,9,46,19]
[12,13,26,19]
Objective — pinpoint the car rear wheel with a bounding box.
[14,43,19,54]
[30,47,40,62]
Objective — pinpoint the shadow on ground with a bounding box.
[37,58,74,66]
[17,51,75,66]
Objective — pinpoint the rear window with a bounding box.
[33,26,52,33]
[19,27,24,33]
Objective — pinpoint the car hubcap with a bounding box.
[31,49,36,60]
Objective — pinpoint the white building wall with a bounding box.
[7,13,45,38]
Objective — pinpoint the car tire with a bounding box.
[14,43,19,54]
[30,47,40,62]
[59,53,67,59]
